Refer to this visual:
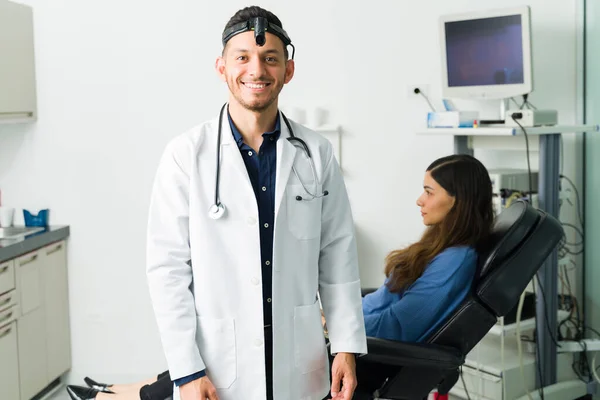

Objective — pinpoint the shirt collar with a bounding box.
[228,111,281,149]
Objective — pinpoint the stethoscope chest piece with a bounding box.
[209,203,226,220]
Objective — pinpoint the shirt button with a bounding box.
[270,137,274,141]
[251,277,259,285]
[265,260,271,266]
[247,217,257,225]
[248,151,253,156]
[262,186,267,191]
[255,338,263,347]
[267,298,272,303]
[264,223,269,228]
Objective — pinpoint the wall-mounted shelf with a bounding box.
[417,124,599,137]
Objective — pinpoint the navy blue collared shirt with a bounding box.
[174,113,280,387]
[230,113,280,330]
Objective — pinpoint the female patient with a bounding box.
[354,153,494,395]
[66,154,493,400]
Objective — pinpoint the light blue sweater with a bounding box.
[362,246,477,342]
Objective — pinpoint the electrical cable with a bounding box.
[510,114,534,201]
[516,290,534,400]
[413,88,436,112]
[560,174,584,227]
[531,282,546,400]
[534,274,562,348]
[459,366,472,400]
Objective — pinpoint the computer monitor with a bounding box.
[439,6,533,100]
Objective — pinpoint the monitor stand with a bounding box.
[479,98,509,126]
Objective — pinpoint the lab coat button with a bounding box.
[251,277,259,285]
[255,338,263,347]
[247,217,257,225]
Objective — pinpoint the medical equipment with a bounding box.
[504,109,558,127]
[488,169,539,196]
[222,16,296,60]
[439,6,533,100]
[209,103,329,220]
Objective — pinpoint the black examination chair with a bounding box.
[356,199,564,400]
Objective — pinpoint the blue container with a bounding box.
[23,209,49,227]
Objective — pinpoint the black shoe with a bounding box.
[66,385,103,400]
[84,376,114,393]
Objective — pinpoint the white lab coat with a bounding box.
[146,109,367,400]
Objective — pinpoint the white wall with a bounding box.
[0,0,582,384]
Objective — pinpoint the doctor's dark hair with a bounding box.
[222,6,289,59]
[384,154,494,293]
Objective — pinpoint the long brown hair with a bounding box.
[384,154,494,293]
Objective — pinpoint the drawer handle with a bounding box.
[0,297,11,308]
[0,265,8,274]
[19,254,38,266]
[0,311,13,325]
[0,326,11,339]
[46,243,63,255]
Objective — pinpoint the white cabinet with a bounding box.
[0,0,37,122]
[15,248,47,400]
[0,321,20,400]
[43,241,71,379]
[9,240,71,400]
[0,287,19,400]
[18,307,47,400]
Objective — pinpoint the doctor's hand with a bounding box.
[330,352,357,400]
[179,376,220,400]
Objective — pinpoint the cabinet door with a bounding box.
[0,259,15,295]
[0,0,36,120]
[0,321,20,400]
[16,250,43,315]
[18,307,47,400]
[43,241,71,379]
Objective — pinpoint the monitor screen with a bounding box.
[444,14,524,88]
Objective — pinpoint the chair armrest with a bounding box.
[361,288,378,297]
[362,337,464,370]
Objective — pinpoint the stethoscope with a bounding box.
[209,103,329,220]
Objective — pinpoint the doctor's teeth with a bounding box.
[245,83,266,89]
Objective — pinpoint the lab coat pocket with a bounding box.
[286,184,322,240]
[294,300,328,374]
[196,316,237,388]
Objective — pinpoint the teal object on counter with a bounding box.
[23,209,49,227]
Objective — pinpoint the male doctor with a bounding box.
[146,6,367,400]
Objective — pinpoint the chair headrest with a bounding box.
[475,200,564,317]
[477,200,539,278]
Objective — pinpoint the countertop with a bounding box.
[0,226,70,263]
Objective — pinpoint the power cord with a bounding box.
[413,88,436,112]
[560,174,584,227]
[510,113,534,202]
[459,365,472,400]
[531,282,546,400]
[534,274,562,349]
[522,94,538,110]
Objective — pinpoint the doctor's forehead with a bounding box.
[224,31,285,55]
